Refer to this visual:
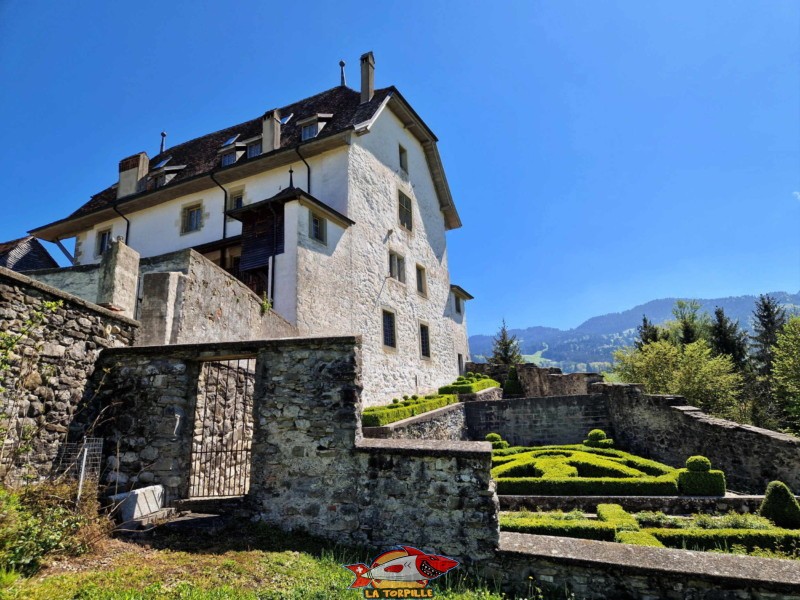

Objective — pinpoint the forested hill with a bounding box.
[469,292,800,372]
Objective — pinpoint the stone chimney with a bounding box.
[360,51,375,104]
[262,109,281,153]
[117,152,149,199]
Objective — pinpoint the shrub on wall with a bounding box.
[648,528,800,552]
[615,531,665,547]
[361,394,458,427]
[438,373,500,395]
[503,365,523,396]
[759,481,800,529]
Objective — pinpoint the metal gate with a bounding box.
[188,357,256,498]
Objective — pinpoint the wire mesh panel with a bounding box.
[53,437,104,481]
[188,358,256,498]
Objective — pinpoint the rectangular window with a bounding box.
[247,141,262,158]
[416,265,427,296]
[230,192,244,211]
[398,192,413,231]
[182,205,203,233]
[419,323,431,359]
[221,152,236,167]
[399,145,408,173]
[301,123,318,141]
[389,252,405,283]
[455,295,463,315]
[95,229,112,256]
[309,212,327,244]
[382,310,396,348]
[457,353,464,375]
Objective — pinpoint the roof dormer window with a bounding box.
[247,140,262,158]
[221,152,236,167]
[298,113,332,142]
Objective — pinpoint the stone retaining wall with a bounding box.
[465,394,613,446]
[0,267,138,483]
[466,362,602,398]
[600,383,800,493]
[487,532,800,599]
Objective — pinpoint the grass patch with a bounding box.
[5,522,510,600]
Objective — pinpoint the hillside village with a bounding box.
[1,48,800,600]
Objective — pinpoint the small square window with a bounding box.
[301,123,318,141]
[247,141,262,158]
[398,192,413,231]
[182,205,203,233]
[455,295,463,315]
[230,192,244,211]
[221,152,236,167]
[382,310,396,348]
[309,212,327,244]
[419,323,431,359]
[416,265,427,296]
[399,145,408,173]
[389,252,405,283]
[96,229,112,256]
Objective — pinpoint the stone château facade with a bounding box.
[28,52,471,405]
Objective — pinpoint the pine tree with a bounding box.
[751,295,787,377]
[709,307,749,371]
[635,315,663,349]
[750,294,788,428]
[490,319,522,365]
[672,300,709,346]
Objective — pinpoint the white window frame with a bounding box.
[309,211,327,245]
[247,141,262,158]
[221,152,236,167]
[95,228,112,257]
[399,144,408,174]
[182,204,203,234]
[389,251,406,284]
[301,122,319,141]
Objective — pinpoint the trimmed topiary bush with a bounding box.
[485,433,502,442]
[759,481,800,529]
[677,469,726,496]
[362,394,458,427]
[499,516,618,541]
[596,504,639,531]
[438,376,501,395]
[686,455,712,472]
[583,429,614,448]
[503,366,523,396]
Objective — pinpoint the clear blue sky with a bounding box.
[1,1,798,335]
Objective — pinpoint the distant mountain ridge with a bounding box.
[469,291,800,372]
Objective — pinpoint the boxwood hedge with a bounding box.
[438,377,501,395]
[647,528,800,552]
[615,531,665,547]
[362,394,458,427]
[499,516,618,541]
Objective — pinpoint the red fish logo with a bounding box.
[344,545,459,590]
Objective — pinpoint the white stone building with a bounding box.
[30,52,472,405]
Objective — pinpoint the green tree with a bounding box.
[773,316,800,430]
[635,315,666,350]
[490,319,522,366]
[613,339,743,419]
[709,307,749,371]
[751,294,787,378]
[671,300,710,346]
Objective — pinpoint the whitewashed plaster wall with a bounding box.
[343,108,462,405]
[74,149,349,265]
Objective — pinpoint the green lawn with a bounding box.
[4,524,505,600]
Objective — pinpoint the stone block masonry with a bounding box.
[362,403,468,440]
[82,336,499,562]
[601,382,800,493]
[465,394,613,446]
[0,266,137,483]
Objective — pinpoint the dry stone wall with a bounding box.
[466,362,602,398]
[601,383,800,493]
[465,395,613,446]
[83,336,499,562]
[0,267,137,483]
